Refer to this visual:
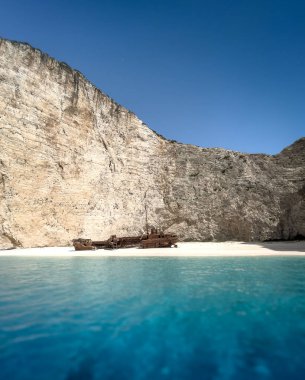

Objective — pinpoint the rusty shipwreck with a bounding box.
[73,228,178,251]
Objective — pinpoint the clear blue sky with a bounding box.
[1,0,304,154]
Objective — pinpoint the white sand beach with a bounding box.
[0,241,304,257]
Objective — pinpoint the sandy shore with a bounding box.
[0,241,304,257]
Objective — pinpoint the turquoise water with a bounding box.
[1,257,305,380]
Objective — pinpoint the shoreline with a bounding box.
[0,241,304,257]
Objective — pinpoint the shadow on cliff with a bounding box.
[242,240,305,252]
[254,182,305,252]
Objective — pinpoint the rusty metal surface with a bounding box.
[73,228,178,251]
[140,228,178,249]
[92,235,142,249]
[72,239,95,251]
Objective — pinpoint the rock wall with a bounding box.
[0,38,304,248]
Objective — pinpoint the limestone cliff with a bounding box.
[0,38,304,248]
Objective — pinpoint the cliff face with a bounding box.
[0,38,304,248]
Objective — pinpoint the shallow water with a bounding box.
[0,256,305,380]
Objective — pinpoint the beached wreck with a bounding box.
[72,238,96,251]
[72,235,141,250]
[73,229,178,251]
[140,228,178,249]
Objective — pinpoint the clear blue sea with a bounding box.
[1,257,305,380]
